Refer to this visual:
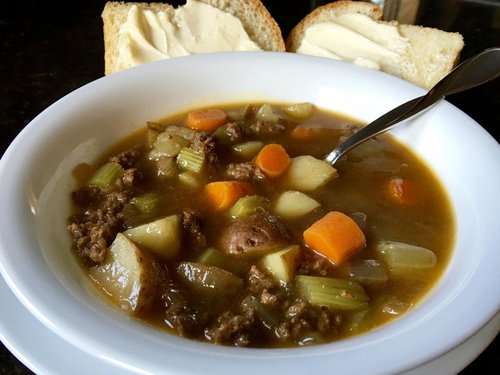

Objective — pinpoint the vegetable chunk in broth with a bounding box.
[68,102,455,347]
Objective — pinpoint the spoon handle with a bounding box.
[325,47,500,165]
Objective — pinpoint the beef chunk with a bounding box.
[190,131,217,164]
[67,222,110,264]
[121,168,142,189]
[248,120,285,137]
[247,265,278,294]
[109,147,142,168]
[221,120,285,143]
[225,162,266,182]
[225,121,246,142]
[180,210,206,249]
[247,266,284,308]
[260,289,279,306]
[68,191,131,263]
[205,309,256,346]
[276,299,340,344]
[297,252,332,277]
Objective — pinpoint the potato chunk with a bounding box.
[273,191,320,218]
[124,215,180,259]
[261,245,302,283]
[89,233,160,315]
[283,155,337,191]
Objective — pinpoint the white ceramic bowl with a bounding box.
[0,52,499,374]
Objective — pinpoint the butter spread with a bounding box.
[296,13,410,76]
[117,0,262,70]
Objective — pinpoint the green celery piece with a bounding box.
[296,275,369,311]
[176,147,205,173]
[88,162,124,189]
[130,193,159,214]
[229,195,269,219]
[123,193,160,227]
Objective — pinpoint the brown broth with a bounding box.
[71,102,455,347]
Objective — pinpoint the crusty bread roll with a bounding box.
[102,0,285,75]
[286,1,464,89]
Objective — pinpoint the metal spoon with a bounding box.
[324,47,500,165]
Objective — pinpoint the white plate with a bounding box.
[0,274,126,375]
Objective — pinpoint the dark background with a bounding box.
[1,0,498,373]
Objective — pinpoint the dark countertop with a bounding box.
[1,0,498,373]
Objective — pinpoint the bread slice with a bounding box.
[102,0,285,75]
[102,2,174,76]
[201,0,285,52]
[286,1,464,89]
[397,24,464,88]
[286,0,383,53]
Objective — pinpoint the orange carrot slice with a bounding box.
[290,127,320,140]
[255,143,290,178]
[303,211,366,265]
[186,109,227,132]
[204,181,254,211]
[386,177,420,205]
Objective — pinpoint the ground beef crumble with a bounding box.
[225,162,266,182]
[247,265,278,294]
[121,168,142,189]
[276,298,340,344]
[297,251,332,277]
[247,265,285,308]
[223,120,285,143]
[224,121,246,142]
[180,210,206,249]
[190,131,217,164]
[109,146,143,168]
[68,147,146,263]
[204,309,257,347]
[248,120,285,137]
[68,190,132,263]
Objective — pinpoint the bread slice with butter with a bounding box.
[102,0,285,75]
[286,1,464,89]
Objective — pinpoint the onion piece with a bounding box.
[375,241,437,277]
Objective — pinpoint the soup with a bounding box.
[68,102,455,347]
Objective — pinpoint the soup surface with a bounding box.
[68,102,455,347]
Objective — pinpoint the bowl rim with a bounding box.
[0,52,499,375]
